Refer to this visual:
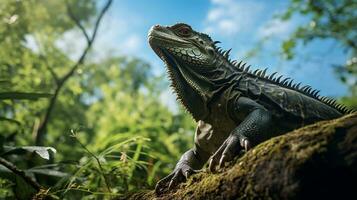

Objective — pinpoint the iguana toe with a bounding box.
[240,138,251,152]
[219,155,227,168]
[155,173,174,194]
[168,172,179,190]
[209,134,242,171]
[155,163,197,194]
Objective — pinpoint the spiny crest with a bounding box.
[223,48,232,58]
[251,67,355,114]
[200,33,213,42]
[212,40,220,45]
[213,44,235,63]
[212,44,355,114]
[168,76,198,121]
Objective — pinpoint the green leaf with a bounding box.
[0,165,14,186]
[0,80,10,84]
[0,136,4,153]
[14,175,36,200]
[26,169,69,177]
[282,39,296,60]
[23,146,56,160]
[0,116,21,125]
[0,92,52,100]
[2,146,57,160]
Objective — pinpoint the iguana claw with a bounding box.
[209,134,250,172]
[241,138,251,152]
[155,163,199,194]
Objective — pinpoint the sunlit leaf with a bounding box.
[2,146,56,160]
[26,169,69,177]
[21,146,57,160]
[281,39,296,60]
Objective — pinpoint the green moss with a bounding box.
[127,113,357,200]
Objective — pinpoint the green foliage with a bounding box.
[0,0,194,199]
[281,39,296,60]
[279,0,357,105]
[0,178,14,199]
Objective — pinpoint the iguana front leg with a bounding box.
[209,97,273,171]
[155,130,210,194]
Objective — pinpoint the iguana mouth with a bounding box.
[148,25,190,48]
[148,32,202,94]
[148,28,184,88]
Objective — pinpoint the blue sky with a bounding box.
[63,0,348,108]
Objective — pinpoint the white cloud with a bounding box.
[55,29,86,61]
[121,35,142,54]
[217,19,238,35]
[207,8,224,21]
[258,19,294,39]
[211,0,232,4]
[204,0,264,36]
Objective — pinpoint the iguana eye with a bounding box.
[176,26,192,37]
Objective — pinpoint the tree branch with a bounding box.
[66,2,91,45]
[60,0,112,84]
[39,54,60,84]
[0,157,42,191]
[35,0,113,145]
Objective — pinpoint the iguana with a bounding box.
[148,23,355,194]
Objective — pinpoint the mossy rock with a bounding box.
[126,113,357,200]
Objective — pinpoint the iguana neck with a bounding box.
[166,58,208,121]
[170,58,238,121]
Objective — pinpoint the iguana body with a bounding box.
[148,23,354,194]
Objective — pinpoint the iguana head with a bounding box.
[148,23,234,120]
